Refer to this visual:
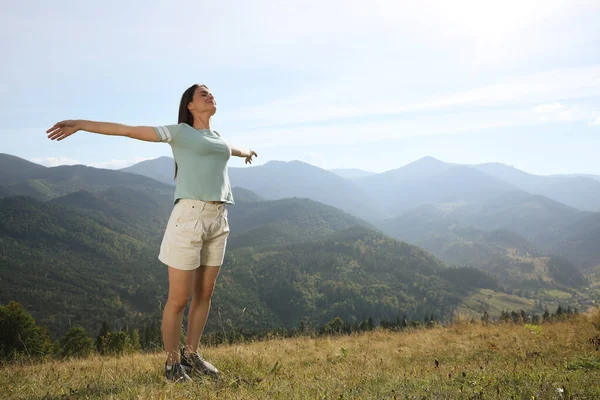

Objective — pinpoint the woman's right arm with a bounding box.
[46,120,159,142]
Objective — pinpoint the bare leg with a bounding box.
[162,266,194,365]
[185,265,221,354]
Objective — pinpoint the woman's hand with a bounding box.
[46,120,80,141]
[231,145,258,164]
[245,150,258,165]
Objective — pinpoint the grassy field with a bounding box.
[454,289,536,319]
[540,290,573,300]
[2,309,600,399]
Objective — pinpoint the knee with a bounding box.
[166,296,189,313]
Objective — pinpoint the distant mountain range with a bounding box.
[1,152,599,339]
[114,155,600,271]
[472,162,600,212]
[118,155,600,214]
[227,161,389,223]
[379,203,588,289]
[0,182,490,338]
[5,153,599,270]
[1,154,174,202]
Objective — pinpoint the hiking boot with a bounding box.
[164,361,191,383]
[180,348,220,378]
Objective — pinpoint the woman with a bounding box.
[46,84,257,382]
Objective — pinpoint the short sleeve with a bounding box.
[153,124,181,143]
[214,131,232,149]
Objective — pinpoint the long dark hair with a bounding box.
[174,84,205,179]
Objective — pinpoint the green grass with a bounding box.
[541,289,573,300]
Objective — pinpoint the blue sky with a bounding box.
[2,0,599,175]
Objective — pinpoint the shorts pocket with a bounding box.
[173,205,204,235]
[176,218,204,236]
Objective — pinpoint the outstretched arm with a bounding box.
[46,120,160,142]
[230,145,258,165]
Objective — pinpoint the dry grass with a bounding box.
[3,309,600,399]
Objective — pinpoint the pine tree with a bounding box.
[543,308,550,322]
[481,310,491,324]
[96,321,110,354]
[130,328,141,351]
[499,310,511,323]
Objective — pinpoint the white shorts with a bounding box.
[158,199,230,270]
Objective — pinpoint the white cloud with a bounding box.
[532,103,594,124]
[590,118,600,126]
[558,110,575,121]
[222,65,600,127]
[228,108,538,148]
[228,100,600,148]
[533,103,566,113]
[30,157,81,167]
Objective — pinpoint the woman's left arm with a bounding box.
[231,145,258,164]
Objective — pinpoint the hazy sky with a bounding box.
[2,0,599,175]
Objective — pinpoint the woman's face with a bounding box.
[188,86,216,115]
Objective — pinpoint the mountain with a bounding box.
[2,152,596,338]
[119,157,388,222]
[463,191,580,233]
[379,202,588,290]
[534,211,600,271]
[570,174,600,183]
[50,186,173,242]
[231,186,265,203]
[0,193,503,338]
[329,168,376,179]
[120,156,175,186]
[355,158,517,216]
[0,153,47,185]
[473,163,600,212]
[4,154,600,273]
[120,155,600,220]
[227,197,373,249]
[220,226,500,328]
[390,187,600,276]
[228,160,389,223]
[0,158,175,202]
[0,196,162,338]
[369,156,454,180]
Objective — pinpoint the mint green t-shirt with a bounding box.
[153,123,234,205]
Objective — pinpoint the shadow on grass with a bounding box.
[36,382,124,400]
[33,373,166,400]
